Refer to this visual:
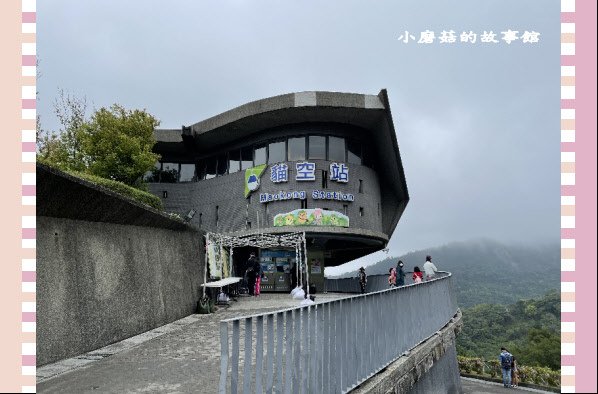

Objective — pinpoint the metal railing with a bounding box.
[325,272,446,293]
[324,274,392,293]
[219,272,458,393]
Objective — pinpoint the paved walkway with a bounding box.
[461,377,554,393]
[38,294,556,394]
[37,293,350,394]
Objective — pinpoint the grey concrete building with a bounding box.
[148,89,409,291]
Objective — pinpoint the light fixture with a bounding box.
[184,208,196,222]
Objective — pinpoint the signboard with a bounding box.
[244,164,267,198]
[273,209,349,227]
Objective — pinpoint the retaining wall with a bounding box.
[37,164,204,365]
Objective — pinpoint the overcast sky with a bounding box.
[38,1,560,274]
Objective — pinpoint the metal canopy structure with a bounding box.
[203,231,311,299]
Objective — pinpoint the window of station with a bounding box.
[216,153,228,176]
[268,141,286,164]
[288,137,306,161]
[144,161,161,182]
[240,147,253,170]
[148,134,373,183]
[205,157,217,179]
[196,160,207,180]
[347,139,362,165]
[254,144,267,166]
[179,164,196,182]
[308,136,326,160]
[161,162,180,183]
[328,136,345,162]
[228,150,241,174]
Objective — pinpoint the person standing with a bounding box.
[246,252,258,296]
[511,355,519,388]
[252,254,262,297]
[358,267,367,293]
[396,260,406,286]
[499,347,513,388]
[412,266,423,283]
[422,255,438,281]
[388,267,397,287]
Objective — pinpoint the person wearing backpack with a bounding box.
[499,347,513,388]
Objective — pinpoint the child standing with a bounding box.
[388,267,397,287]
[412,266,423,284]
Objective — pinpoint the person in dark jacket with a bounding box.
[396,260,406,286]
[246,252,258,296]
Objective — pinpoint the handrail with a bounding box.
[219,271,457,393]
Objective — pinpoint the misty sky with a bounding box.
[38,1,561,274]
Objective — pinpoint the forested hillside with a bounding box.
[329,239,560,308]
[457,290,560,370]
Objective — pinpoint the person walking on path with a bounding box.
[396,260,406,286]
[422,255,438,281]
[358,267,367,293]
[412,266,423,284]
[499,347,513,388]
[388,267,397,287]
[511,355,519,388]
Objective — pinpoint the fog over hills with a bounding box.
[326,238,560,308]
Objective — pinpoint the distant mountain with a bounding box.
[330,238,560,308]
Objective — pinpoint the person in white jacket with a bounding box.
[422,255,438,280]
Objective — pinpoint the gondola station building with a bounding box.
[147,90,409,292]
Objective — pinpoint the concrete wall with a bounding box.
[37,216,203,366]
[354,310,463,394]
[37,164,205,366]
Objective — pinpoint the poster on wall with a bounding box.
[207,238,222,279]
[310,258,322,274]
[273,208,349,227]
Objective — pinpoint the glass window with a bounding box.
[254,144,267,166]
[288,137,306,161]
[347,139,362,165]
[308,136,326,160]
[205,157,217,179]
[144,162,161,182]
[216,153,228,176]
[268,141,286,164]
[179,164,195,182]
[161,162,179,183]
[328,136,345,162]
[228,150,240,174]
[196,160,207,180]
[241,147,253,170]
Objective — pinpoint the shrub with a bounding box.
[64,169,163,211]
[458,356,560,388]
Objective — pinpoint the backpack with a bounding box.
[501,353,512,369]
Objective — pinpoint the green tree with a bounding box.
[37,90,88,171]
[79,105,160,186]
[37,91,161,188]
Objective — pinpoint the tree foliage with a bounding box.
[80,105,160,186]
[456,290,560,370]
[37,92,160,188]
